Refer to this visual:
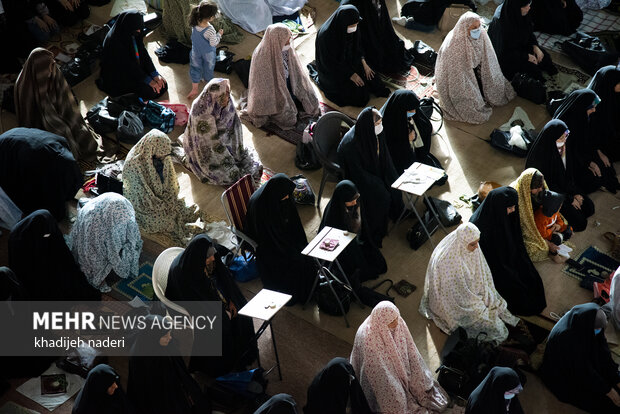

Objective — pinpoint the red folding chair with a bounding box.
[221,174,258,256]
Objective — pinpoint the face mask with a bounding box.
[470,28,481,40]
[282,44,291,51]
[407,111,416,118]
[595,328,602,335]
[374,123,383,135]
[504,393,516,400]
[347,25,357,34]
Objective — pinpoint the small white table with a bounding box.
[301,226,363,327]
[391,162,449,247]
[238,289,291,380]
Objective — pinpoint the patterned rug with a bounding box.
[562,245,620,282]
[260,101,338,146]
[379,66,435,98]
[543,62,592,94]
[111,261,155,301]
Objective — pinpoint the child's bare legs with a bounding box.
[187,82,200,100]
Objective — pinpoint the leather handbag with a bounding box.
[406,210,438,250]
[436,365,469,398]
[412,40,437,75]
[424,197,462,227]
[438,4,471,34]
[511,73,547,104]
[215,46,235,74]
[477,181,501,201]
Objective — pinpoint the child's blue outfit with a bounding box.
[190,23,221,84]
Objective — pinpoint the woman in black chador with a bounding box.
[469,186,546,316]
[487,0,557,81]
[320,180,387,283]
[465,367,524,414]
[526,119,595,231]
[72,364,134,414]
[244,173,317,305]
[540,303,620,413]
[165,234,257,376]
[314,5,390,107]
[338,107,403,248]
[341,0,413,74]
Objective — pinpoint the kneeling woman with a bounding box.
[540,303,620,413]
[435,12,515,124]
[351,302,449,413]
[98,10,167,99]
[314,5,390,107]
[420,222,519,344]
[242,24,320,130]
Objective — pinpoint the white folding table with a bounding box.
[301,226,363,327]
[238,288,291,380]
[391,162,449,247]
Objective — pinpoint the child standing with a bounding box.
[187,1,223,100]
[534,190,573,263]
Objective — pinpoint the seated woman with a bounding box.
[350,301,449,413]
[128,315,210,414]
[98,10,168,100]
[534,190,573,263]
[341,0,413,74]
[488,0,558,81]
[420,222,520,344]
[9,210,100,300]
[0,128,82,221]
[540,303,620,413]
[163,234,257,376]
[530,0,583,35]
[320,181,386,283]
[554,88,619,193]
[380,90,446,180]
[466,367,524,414]
[67,193,143,293]
[436,12,516,124]
[314,5,390,107]
[337,108,403,248]
[470,187,546,316]
[15,48,101,163]
[510,168,569,261]
[72,364,132,414]
[183,78,262,185]
[588,66,620,162]
[244,173,316,305]
[242,23,320,130]
[304,357,372,414]
[255,394,299,414]
[526,119,595,232]
[123,129,204,246]
[7,0,61,43]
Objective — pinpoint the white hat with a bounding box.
[152,247,184,303]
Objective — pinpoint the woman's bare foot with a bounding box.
[187,89,198,100]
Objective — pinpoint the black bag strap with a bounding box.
[370,279,394,298]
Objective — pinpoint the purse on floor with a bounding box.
[215,46,235,74]
[412,40,437,76]
[511,73,547,104]
[423,197,462,227]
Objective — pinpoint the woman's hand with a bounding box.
[589,161,602,177]
[350,72,364,87]
[528,54,538,64]
[574,194,584,205]
[571,196,582,210]
[154,75,167,89]
[409,129,416,142]
[607,388,620,407]
[598,149,611,168]
[362,59,375,80]
[533,46,544,63]
[59,0,75,11]
[34,16,50,32]
[42,15,58,30]
[70,0,81,7]
[149,79,162,93]
[546,240,559,254]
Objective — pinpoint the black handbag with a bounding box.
[406,210,438,250]
[215,46,235,74]
[56,346,107,378]
[423,197,461,227]
[61,57,92,87]
[511,73,547,104]
[232,58,251,88]
[315,268,352,316]
[412,40,437,76]
[436,365,469,398]
[560,31,618,75]
[87,97,118,135]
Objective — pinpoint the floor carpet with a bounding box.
[259,102,337,146]
[380,65,436,98]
